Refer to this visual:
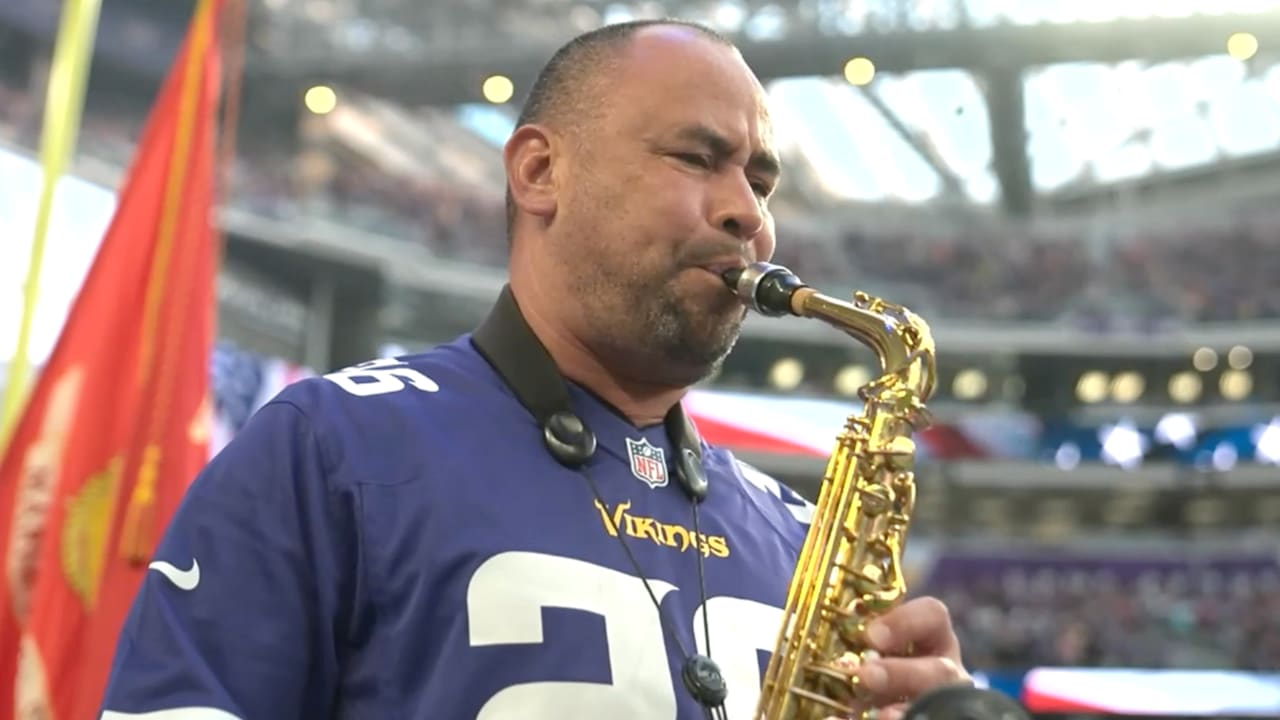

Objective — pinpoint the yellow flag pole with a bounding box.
[0,0,103,448]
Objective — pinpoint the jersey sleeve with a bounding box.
[99,398,359,720]
[774,478,815,527]
[734,458,815,528]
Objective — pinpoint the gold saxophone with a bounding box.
[723,262,937,720]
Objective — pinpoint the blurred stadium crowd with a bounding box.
[920,550,1280,672]
[4,78,1280,329]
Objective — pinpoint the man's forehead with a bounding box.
[614,28,761,100]
[608,33,777,149]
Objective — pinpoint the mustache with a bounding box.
[678,244,752,269]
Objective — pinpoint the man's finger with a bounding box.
[825,703,911,720]
[865,596,959,658]
[874,702,910,720]
[855,655,971,706]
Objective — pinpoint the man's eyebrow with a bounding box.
[673,124,782,178]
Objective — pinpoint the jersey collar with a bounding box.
[469,284,703,471]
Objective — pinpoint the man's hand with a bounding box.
[826,596,972,720]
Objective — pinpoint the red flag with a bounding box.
[0,0,226,716]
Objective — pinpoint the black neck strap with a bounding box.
[471,284,573,430]
[470,285,707,498]
[472,285,725,711]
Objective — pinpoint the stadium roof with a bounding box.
[5,0,1280,220]
[247,0,1280,218]
[447,52,1280,213]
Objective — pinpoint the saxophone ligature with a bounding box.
[722,262,936,720]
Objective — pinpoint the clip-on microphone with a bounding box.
[543,410,596,468]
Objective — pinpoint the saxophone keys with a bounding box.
[805,651,883,720]
[858,483,895,515]
[823,650,880,687]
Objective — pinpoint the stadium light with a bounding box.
[482,75,515,104]
[1155,413,1198,450]
[304,85,337,115]
[1253,418,1280,464]
[769,357,804,391]
[1076,371,1108,404]
[1228,345,1253,370]
[1110,371,1144,404]
[1054,442,1081,470]
[1169,371,1202,404]
[1098,420,1147,470]
[833,364,869,397]
[843,57,876,86]
[1211,442,1239,472]
[1192,347,1218,372]
[953,368,988,400]
[1227,32,1259,61]
[1220,370,1253,400]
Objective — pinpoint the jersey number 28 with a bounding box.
[467,551,783,720]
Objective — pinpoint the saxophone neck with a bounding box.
[723,263,938,405]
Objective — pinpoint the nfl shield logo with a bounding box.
[626,438,669,489]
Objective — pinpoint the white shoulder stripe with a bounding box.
[735,460,815,525]
[786,500,815,525]
[737,460,782,498]
[102,709,242,720]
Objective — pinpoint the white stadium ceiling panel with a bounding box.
[1026,57,1280,193]
[454,50,1280,210]
[378,0,1280,210]
[747,56,1280,206]
[764,72,995,205]
[945,0,1280,27]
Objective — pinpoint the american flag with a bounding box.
[208,341,312,457]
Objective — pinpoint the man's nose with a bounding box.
[711,175,766,241]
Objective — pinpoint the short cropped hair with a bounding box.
[504,19,734,242]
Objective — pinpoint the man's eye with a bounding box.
[675,153,713,168]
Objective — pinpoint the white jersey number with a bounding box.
[322,359,439,397]
[467,551,782,719]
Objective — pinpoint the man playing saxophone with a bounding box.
[97,18,973,720]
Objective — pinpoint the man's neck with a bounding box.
[509,273,684,427]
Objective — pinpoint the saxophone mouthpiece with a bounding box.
[720,266,744,289]
[721,262,808,318]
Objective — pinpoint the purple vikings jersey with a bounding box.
[99,332,814,719]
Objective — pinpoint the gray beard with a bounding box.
[622,284,746,385]
[559,234,745,386]
[583,274,747,389]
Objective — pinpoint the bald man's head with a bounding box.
[503,19,736,237]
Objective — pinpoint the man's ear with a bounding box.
[503,124,558,221]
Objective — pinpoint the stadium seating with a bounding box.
[920,548,1280,671]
